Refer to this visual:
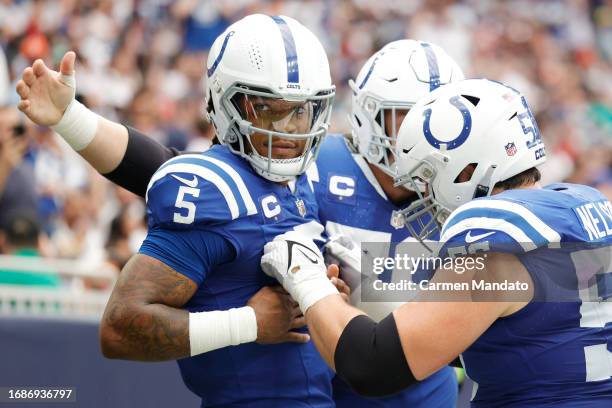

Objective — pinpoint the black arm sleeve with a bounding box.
[104,126,180,198]
[334,313,417,397]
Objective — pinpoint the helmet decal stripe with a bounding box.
[271,16,300,83]
[358,52,383,90]
[420,42,441,91]
[207,31,235,77]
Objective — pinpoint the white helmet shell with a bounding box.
[350,40,464,179]
[206,14,335,182]
[395,79,547,238]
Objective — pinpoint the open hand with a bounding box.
[16,51,77,126]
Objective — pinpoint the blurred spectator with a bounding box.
[0,214,59,287]
[105,201,146,270]
[50,188,106,264]
[186,117,215,152]
[171,0,231,52]
[0,105,38,230]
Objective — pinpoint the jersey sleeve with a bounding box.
[145,154,258,229]
[139,228,236,285]
[438,198,562,257]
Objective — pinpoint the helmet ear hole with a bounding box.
[461,94,480,107]
[374,110,383,129]
[207,90,215,114]
[454,163,478,183]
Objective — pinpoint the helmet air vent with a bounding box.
[248,42,264,71]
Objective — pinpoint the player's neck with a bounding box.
[367,161,416,205]
[491,181,541,196]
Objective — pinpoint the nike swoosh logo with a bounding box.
[465,231,496,243]
[286,240,321,268]
[172,174,198,188]
[296,247,320,264]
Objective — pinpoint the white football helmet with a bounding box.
[205,14,335,182]
[394,79,547,241]
[350,40,464,179]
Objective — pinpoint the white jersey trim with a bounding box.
[444,199,561,244]
[441,217,538,252]
[147,163,240,219]
[173,154,258,216]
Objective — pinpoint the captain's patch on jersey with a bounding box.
[260,194,284,223]
[326,173,357,205]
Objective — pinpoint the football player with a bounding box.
[313,40,463,407]
[261,79,612,407]
[17,37,465,406]
[17,14,339,407]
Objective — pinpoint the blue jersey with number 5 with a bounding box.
[140,145,334,407]
[439,183,612,407]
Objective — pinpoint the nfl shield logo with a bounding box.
[390,210,405,229]
[505,142,517,156]
[295,199,306,217]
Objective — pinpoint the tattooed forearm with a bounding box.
[100,254,197,361]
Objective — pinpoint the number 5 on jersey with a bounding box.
[174,186,201,224]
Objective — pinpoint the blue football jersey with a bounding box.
[439,183,612,407]
[140,145,334,407]
[312,135,457,408]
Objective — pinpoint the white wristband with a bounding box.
[289,265,339,313]
[50,99,99,151]
[189,306,257,357]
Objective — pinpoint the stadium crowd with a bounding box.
[0,0,610,286]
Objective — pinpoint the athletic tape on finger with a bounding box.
[59,72,76,89]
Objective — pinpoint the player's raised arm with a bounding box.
[15,51,176,197]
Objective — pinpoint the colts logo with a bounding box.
[423,96,472,150]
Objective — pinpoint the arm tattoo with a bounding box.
[101,254,197,361]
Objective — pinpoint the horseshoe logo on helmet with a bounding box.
[422,96,472,150]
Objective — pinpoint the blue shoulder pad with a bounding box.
[439,197,561,256]
[145,154,258,229]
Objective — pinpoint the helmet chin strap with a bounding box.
[473,164,497,199]
[251,163,296,182]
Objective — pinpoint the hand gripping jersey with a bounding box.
[439,183,612,407]
[140,145,334,407]
[312,135,457,408]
